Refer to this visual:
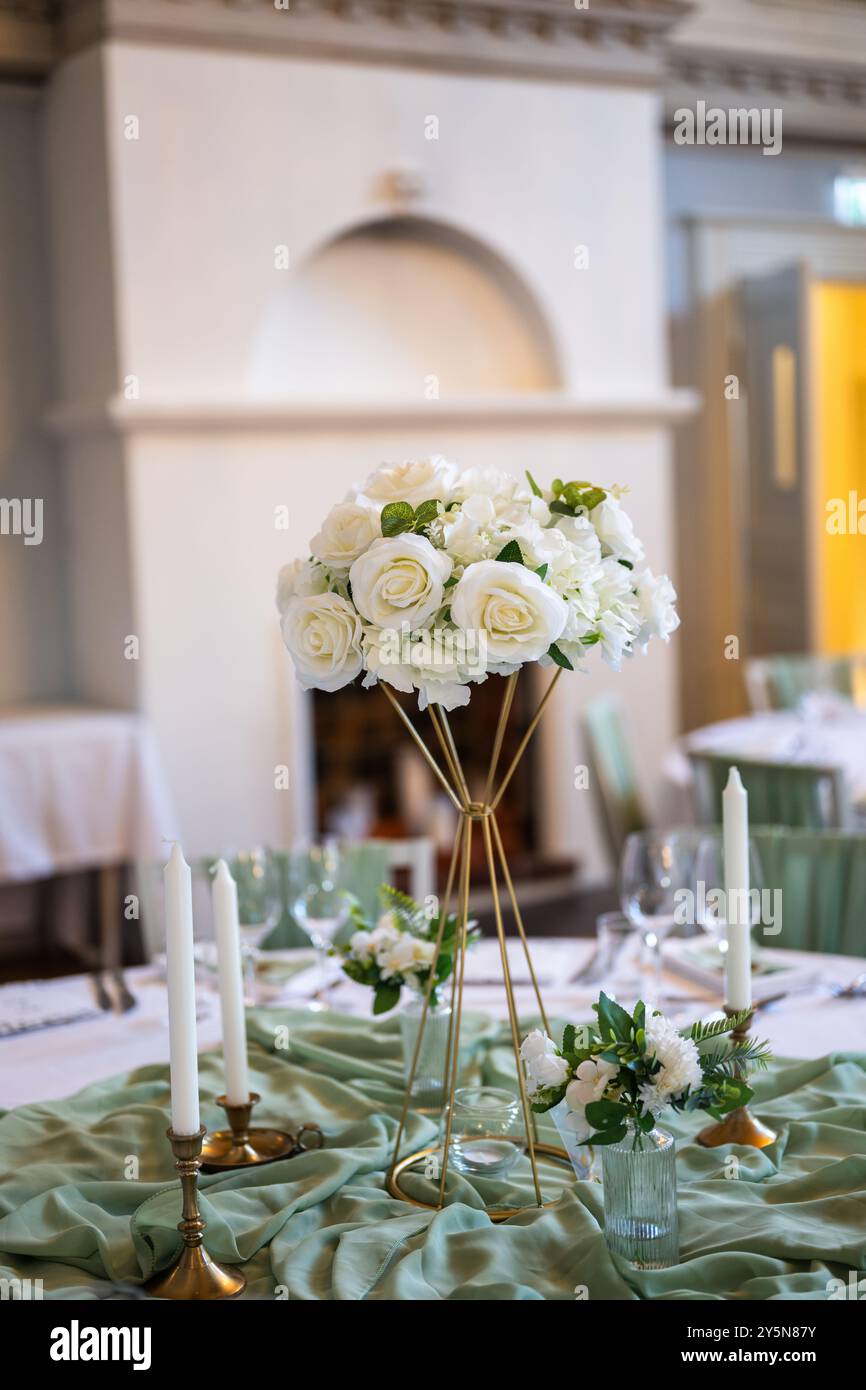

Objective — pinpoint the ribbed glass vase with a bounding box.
[601,1122,679,1269]
[399,991,452,1112]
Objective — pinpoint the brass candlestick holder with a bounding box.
[697,1008,777,1149]
[200,1092,308,1171]
[144,1127,246,1300]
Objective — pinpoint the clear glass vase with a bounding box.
[601,1122,679,1269]
[399,991,452,1112]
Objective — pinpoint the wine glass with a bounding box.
[289,842,351,1011]
[619,830,698,1008]
[693,833,765,963]
[226,848,282,1005]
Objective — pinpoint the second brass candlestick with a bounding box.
[200,1092,314,1171]
[697,1009,777,1149]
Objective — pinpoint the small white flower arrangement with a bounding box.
[521,994,771,1147]
[336,885,479,1015]
[277,458,679,710]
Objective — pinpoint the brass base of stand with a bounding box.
[387,1142,572,1222]
[697,1106,777,1149]
[145,1242,246,1301]
[200,1093,322,1171]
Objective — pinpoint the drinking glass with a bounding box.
[289,842,351,1011]
[594,911,643,1004]
[619,830,697,1007]
[226,848,282,1005]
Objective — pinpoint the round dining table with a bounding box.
[663,706,866,823]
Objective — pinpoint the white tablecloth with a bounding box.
[1,939,863,1110]
[0,705,178,882]
[663,708,866,822]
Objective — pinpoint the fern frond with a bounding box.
[686,1009,752,1044]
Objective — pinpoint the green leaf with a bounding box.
[495,539,524,565]
[380,501,415,537]
[579,486,606,511]
[444,574,458,588]
[373,983,401,1015]
[525,470,544,499]
[547,642,574,671]
[582,1124,627,1146]
[535,563,549,581]
[618,559,634,571]
[585,1098,628,1127]
[413,499,440,529]
[548,500,574,517]
[595,992,634,1044]
[580,632,601,647]
[562,1024,577,1056]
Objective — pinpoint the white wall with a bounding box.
[43,40,680,879]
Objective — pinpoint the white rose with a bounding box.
[591,497,645,566]
[451,559,567,667]
[280,592,363,693]
[529,1052,571,1088]
[310,502,379,570]
[352,456,458,510]
[635,569,680,647]
[275,559,328,615]
[349,535,452,629]
[349,930,374,961]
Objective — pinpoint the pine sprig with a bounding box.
[700,1038,773,1080]
[685,1010,752,1044]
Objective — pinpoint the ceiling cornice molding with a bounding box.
[2,0,692,85]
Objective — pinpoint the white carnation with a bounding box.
[643,1013,703,1103]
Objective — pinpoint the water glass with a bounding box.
[289,842,351,1010]
[447,1086,525,1180]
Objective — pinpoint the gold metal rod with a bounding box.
[481,816,543,1207]
[428,705,470,809]
[490,668,562,811]
[437,813,474,1209]
[490,812,550,1037]
[380,684,463,811]
[389,818,464,1174]
[437,707,472,808]
[484,672,518,805]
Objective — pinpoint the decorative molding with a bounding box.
[0,0,692,85]
[44,390,700,439]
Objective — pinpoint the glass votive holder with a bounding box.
[445,1086,525,1179]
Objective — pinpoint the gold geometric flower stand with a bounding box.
[382,669,572,1222]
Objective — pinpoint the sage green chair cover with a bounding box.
[689,751,849,830]
[262,842,391,950]
[1,1011,865,1300]
[745,653,859,712]
[750,825,866,958]
[584,696,649,862]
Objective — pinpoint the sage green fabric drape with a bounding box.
[750,826,866,958]
[0,1010,864,1300]
[690,752,847,830]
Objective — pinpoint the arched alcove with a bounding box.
[247,216,562,398]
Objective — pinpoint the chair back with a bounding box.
[744,653,860,712]
[689,751,849,830]
[751,825,866,957]
[584,696,649,863]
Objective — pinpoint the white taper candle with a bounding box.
[164,842,200,1134]
[723,766,752,1012]
[212,859,250,1106]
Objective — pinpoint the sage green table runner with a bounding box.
[0,1010,864,1300]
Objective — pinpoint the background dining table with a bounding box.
[662,706,866,823]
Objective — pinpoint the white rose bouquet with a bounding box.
[521,994,771,1148]
[277,458,679,710]
[337,884,479,1015]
